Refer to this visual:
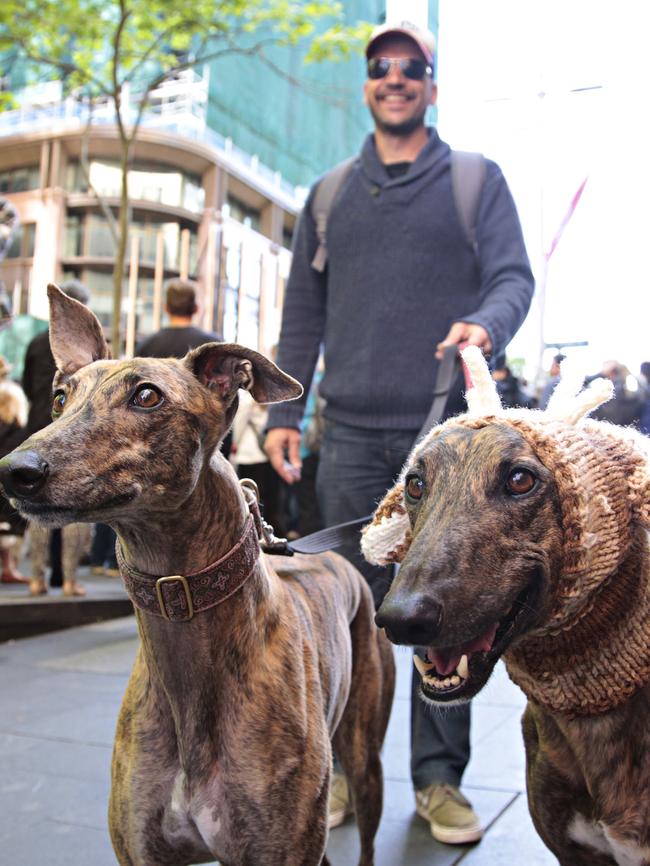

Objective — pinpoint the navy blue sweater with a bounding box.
[268,128,534,431]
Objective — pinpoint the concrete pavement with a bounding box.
[0,614,557,865]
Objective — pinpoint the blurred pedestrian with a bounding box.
[295,365,324,538]
[22,279,91,596]
[590,360,644,428]
[538,352,566,409]
[492,363,534,408]
[136,278,223,358]
[639,362,650,435]
[0,355,29,585]
[264,19,534,845]
[230,389,287,537]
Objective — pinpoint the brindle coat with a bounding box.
[374,423,650,866]
[0,285,395,866]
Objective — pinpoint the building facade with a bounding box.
[0,72,299,356]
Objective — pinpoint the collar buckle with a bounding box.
[155,574,194,622]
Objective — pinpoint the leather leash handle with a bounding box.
[284,344,469,556]
[415,342,464,442]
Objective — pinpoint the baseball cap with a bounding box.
[365,20,436,65]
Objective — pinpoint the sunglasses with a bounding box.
[367,57,433,81]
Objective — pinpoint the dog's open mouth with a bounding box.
[414,587,534,702]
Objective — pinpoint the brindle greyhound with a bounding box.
[361,347,650,866]
[0,284,395,866]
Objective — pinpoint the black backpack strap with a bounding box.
[450,150,487,253]
[310,156,357,272]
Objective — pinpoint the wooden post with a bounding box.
[203,221,216,332]
[236,241,245,343]
[153,230,164,331]
[258,252,268,354]
[216,238,227,337]
[12,279,22,317]
[125,235,139,358]
[179,228,190,279]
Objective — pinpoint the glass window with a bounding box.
[64,215,82,257]
[0,165,40,194]
[5,222,36,258]
[226,195,261,231]
[86,214,116,257]
[65,160,204,212]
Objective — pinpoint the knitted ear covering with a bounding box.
[361,483,412,566]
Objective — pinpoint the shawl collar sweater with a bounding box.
[268,128,534,431]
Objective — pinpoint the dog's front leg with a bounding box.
[522,706,616,866]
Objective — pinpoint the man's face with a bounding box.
[363,35,437,137]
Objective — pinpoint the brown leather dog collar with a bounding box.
[117,514,260,623]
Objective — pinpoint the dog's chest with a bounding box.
[568,814,650,866]
[165,770,228,858]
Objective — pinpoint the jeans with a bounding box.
[316,419,471,790]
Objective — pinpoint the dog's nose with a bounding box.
[375,594,443,646]
[0,450,49,498]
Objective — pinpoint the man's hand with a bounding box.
[264,428,302,484]
[436,322,492,360]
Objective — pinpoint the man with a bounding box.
[265,20,534,846]
[136,278,222,358]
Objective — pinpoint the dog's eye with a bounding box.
[405,473,425,503]
[51,391,66,419]
[131,385,163,410]
[506,468,538,496]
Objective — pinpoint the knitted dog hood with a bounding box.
[361,346,650,716]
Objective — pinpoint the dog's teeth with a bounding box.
[450,675,461,686]
[413,654,435,677]
[456,654,469,680]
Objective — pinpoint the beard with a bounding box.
[368,101,428,137]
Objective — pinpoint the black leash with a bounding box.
[258,345,462,556]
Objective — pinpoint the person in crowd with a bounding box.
[230,389,287,537]
[22,279,91,596]
[639,361,650,435]
[0,355,29,585]
[136,277,223,358]
[589,359,644,429]
[295,363,325,538]
[264,20,534,846]
[537,352,566,409]
[136,278,231,457]
[492,362,534,409]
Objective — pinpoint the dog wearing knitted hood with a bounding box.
[362,346,650,866]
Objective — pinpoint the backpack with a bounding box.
[310,150,487,272]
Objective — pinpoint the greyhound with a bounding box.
[361,346,650,866]
[0,284,395,866]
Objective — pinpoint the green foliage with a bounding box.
[0,0,366,103]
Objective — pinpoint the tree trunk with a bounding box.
[112,137,131,355]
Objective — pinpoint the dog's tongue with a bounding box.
[427,623,499,676]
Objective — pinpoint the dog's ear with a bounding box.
[361,482,413,565]
[47,283,110,373]
[186,343,303,405]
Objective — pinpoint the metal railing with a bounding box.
[0,98,306,208]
